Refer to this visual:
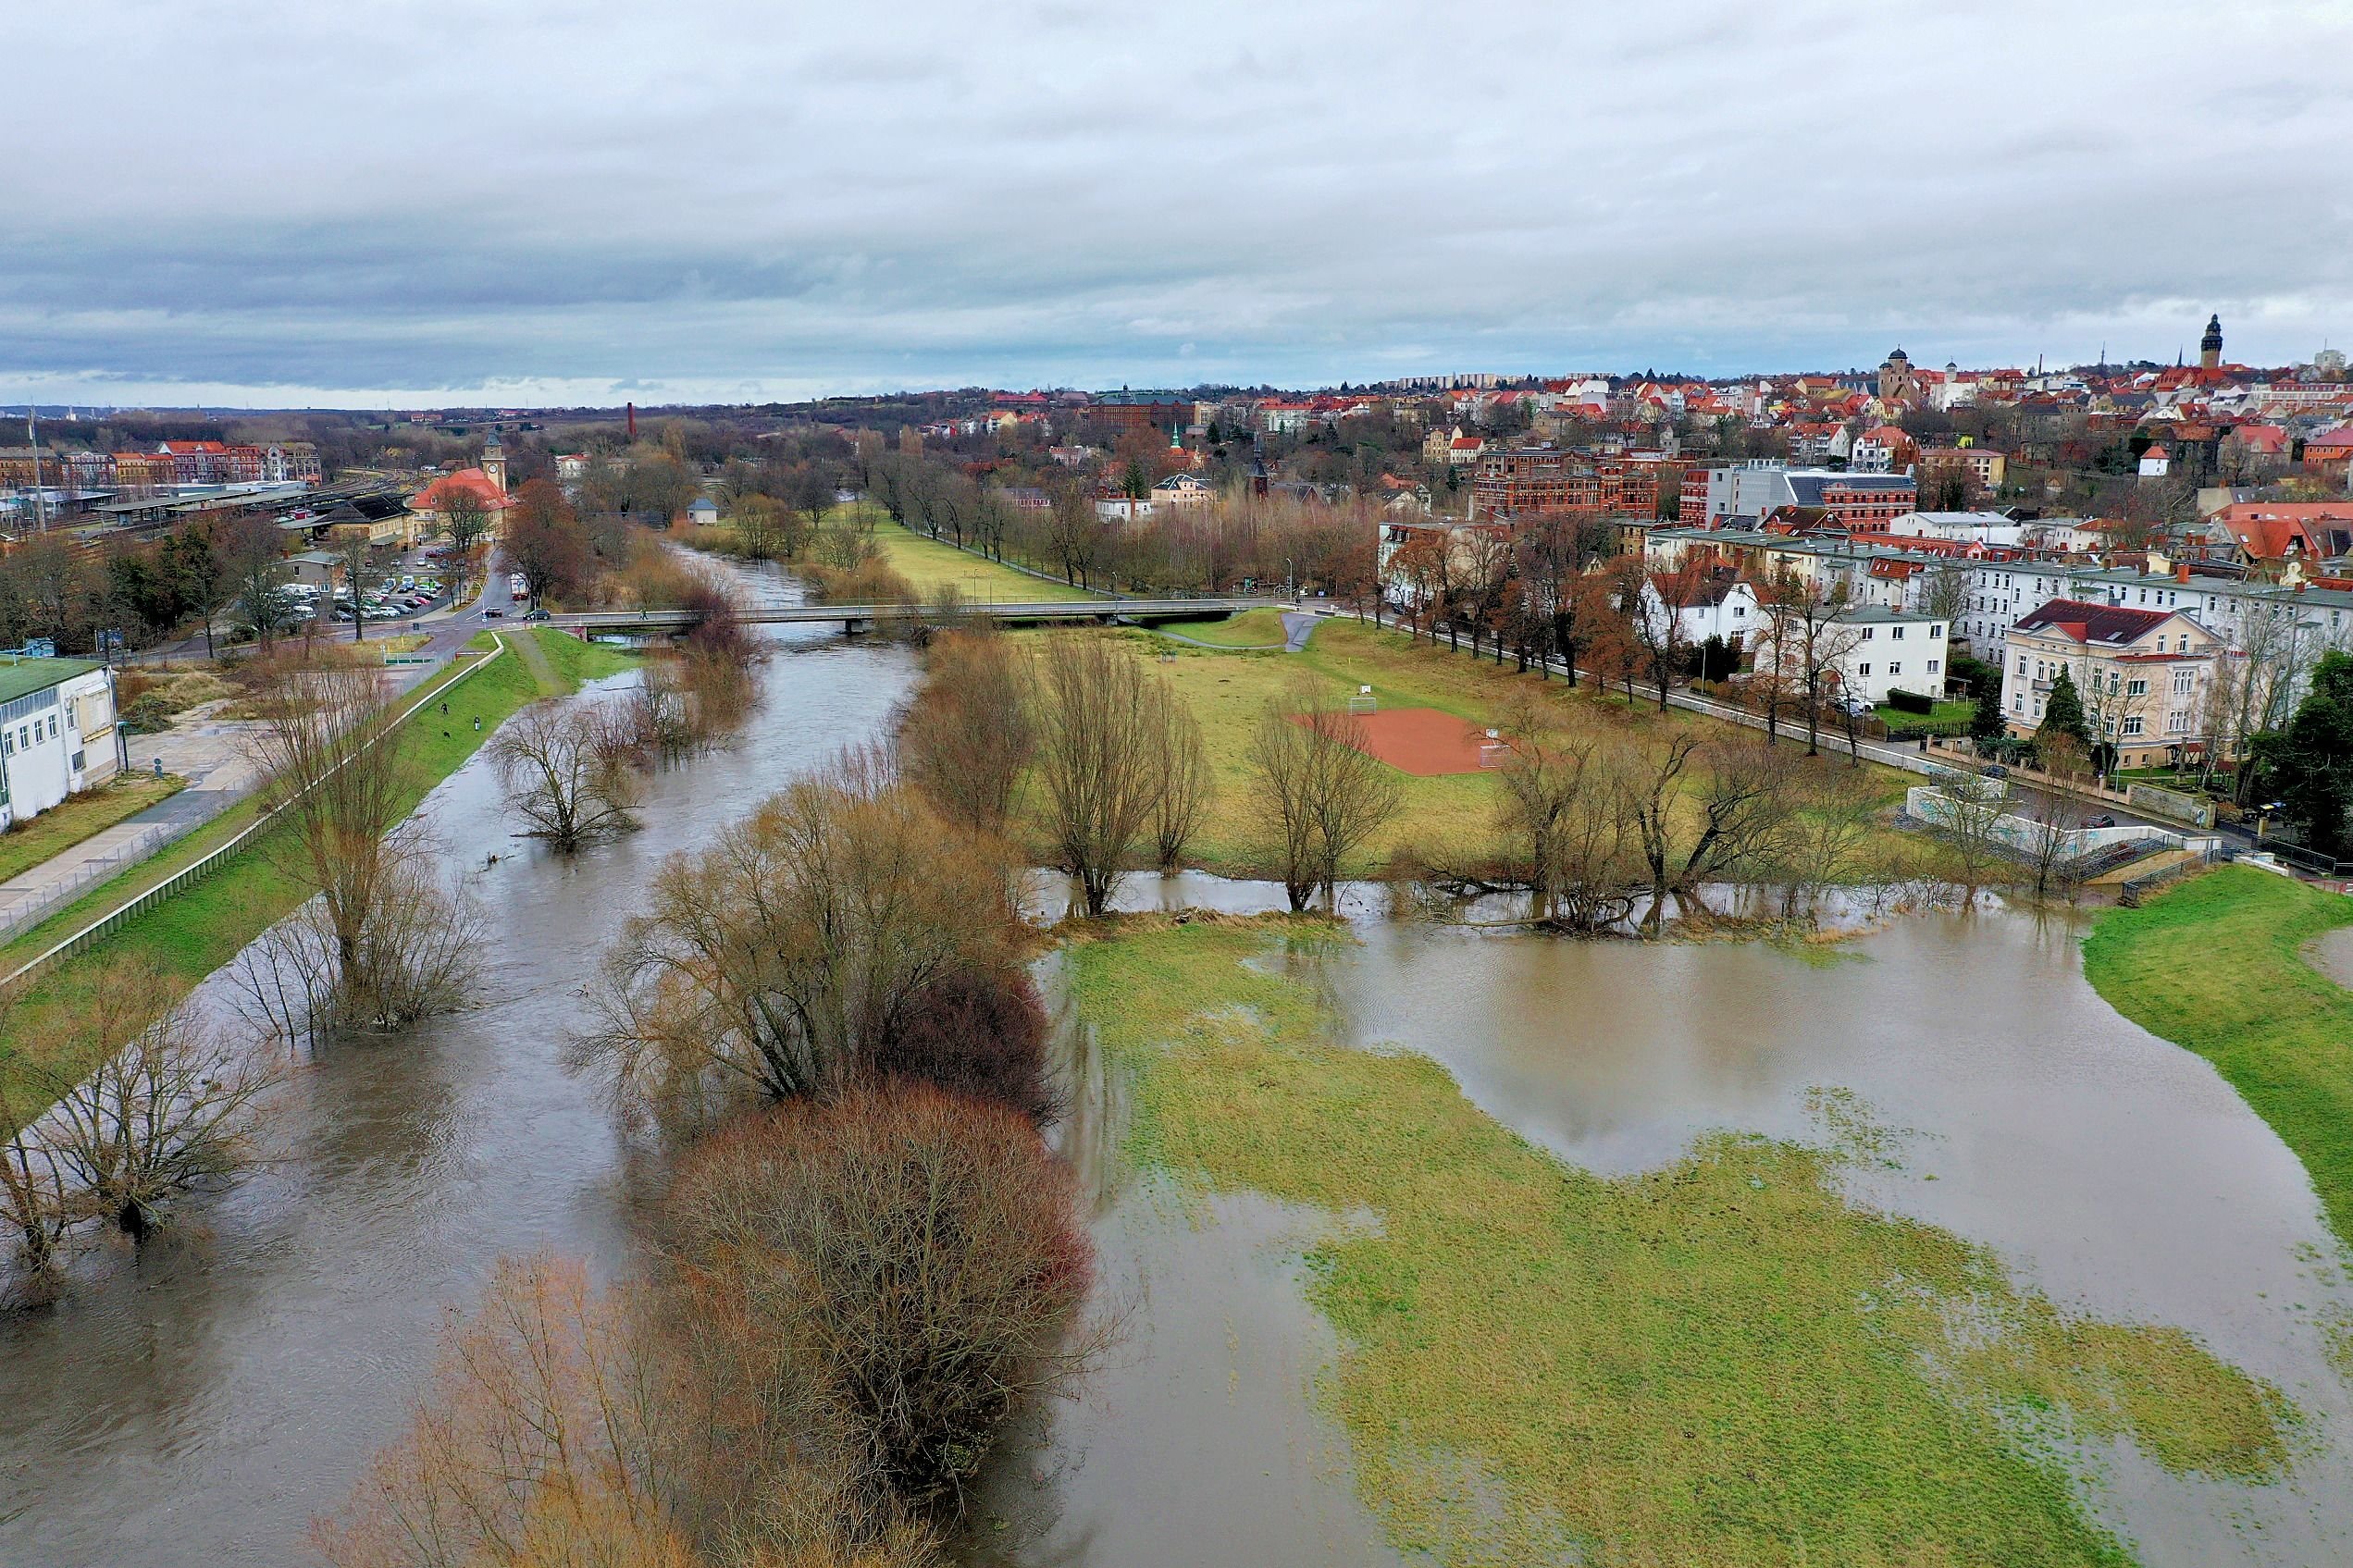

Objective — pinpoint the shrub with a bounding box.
[1886,687,1935,715]
[873,962,1058,1123]
[661,1086,1095,1520]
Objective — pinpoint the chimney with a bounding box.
[2175,562,2190,583]
[626,401,637,440]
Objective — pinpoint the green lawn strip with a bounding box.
[2085,866,2353,1252]
[1070,919,2292,1566]
[1153,607,1294,648]
[869,520,1103,603]
[0,640,569,1128]
[0,774,186,884]
[530,626,640,688]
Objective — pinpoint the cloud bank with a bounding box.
[3,0,2347,404]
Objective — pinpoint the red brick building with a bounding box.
[1469,445,1659,521]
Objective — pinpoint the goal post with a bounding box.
[1347,684,1378,716]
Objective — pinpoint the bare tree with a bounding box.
[580,760,1016,1120]
[438,488,494,602]
[1144,675,1210,871]
[1630,558,1703,711]
[240,661,482,1039]
[312,1253,692,1568]
[1929,774,2013,896]
[1490,692,1633,928]
[1247,683,1401,911]
[1749,565,1813,745]
[1774,770,1884,925]
[2021,734,2091,899]
[489,698,641,849]
[331,532,393,643]
[1628,735,1794,930]
[660,1086,1096,1526]
[897,631,1034,834]
[36,959,279,1244]
[1030,636,1158,917]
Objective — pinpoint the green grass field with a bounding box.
[0,773,185,885]
[1088,616,1943,882]
[1070,918,2289,1566]
[2084,866,2353,1251]
[0,631,634,1129]
[868,518,1101,603]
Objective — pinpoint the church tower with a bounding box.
[481,427,508,495]
[2199,315,2223,371]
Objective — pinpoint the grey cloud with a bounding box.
[2,0,2348,404]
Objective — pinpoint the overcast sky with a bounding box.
[4,1,2347,408]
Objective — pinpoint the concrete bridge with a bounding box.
[549,596,1288,635]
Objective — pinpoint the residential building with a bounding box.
[1753,606,1949,707]
[1682,462,1914,529]
[0,658,119,830]
[1917,444,2007,491]
[1151,472,1214,511]
[1468,445,1657,521]
[1637,569,1758,650]
[2001,599,2220,768]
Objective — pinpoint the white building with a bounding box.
[1754,607,1950,707]
[1638,571,1760,650]
[0,658,120,830]
[1885,511,2025,547]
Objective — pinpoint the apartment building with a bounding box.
[1680,462,1915,529]
[2001,600,2220,769]
[1468,445,1657,521]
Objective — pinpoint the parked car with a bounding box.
[1981,764,2009,780]
[2085,813,2117,829]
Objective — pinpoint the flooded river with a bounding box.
[2,577,2348,1566]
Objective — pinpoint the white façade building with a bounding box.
[0,658,121,831]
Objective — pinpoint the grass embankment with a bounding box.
[1156,607,1293,648]
[2085,866,2353,1252]
[867,520,1100,603]
[1071,919,2293,1566]
[1097,615,1944,882]
[0,631,634,1128]
[0,774,185,885]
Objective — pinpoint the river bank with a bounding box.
[2084,865,2353,1253]
[0,591,919,1566]
[0,629,635,1133]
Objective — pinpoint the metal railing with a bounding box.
[0,637,508,994]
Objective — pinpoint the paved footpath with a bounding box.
[0,704,264,942]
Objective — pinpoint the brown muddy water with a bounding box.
[2,569,2348,1565]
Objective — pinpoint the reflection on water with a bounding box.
[0,586,919,1568]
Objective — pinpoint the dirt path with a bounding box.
[2305,925,2353,991]
[503,629,559,693]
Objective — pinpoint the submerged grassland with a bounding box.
[2085,865,2353,1253]
[1067,916,2295,1566]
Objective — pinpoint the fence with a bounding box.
[1904,785,2189,861]
[0,820,181,945]
[0,638,506,995]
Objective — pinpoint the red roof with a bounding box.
[2013,599,2171,647]
[410,469,513,513]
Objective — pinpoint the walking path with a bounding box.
[0,704,265,942]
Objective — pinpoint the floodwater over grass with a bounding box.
[989,906,2353,1567]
